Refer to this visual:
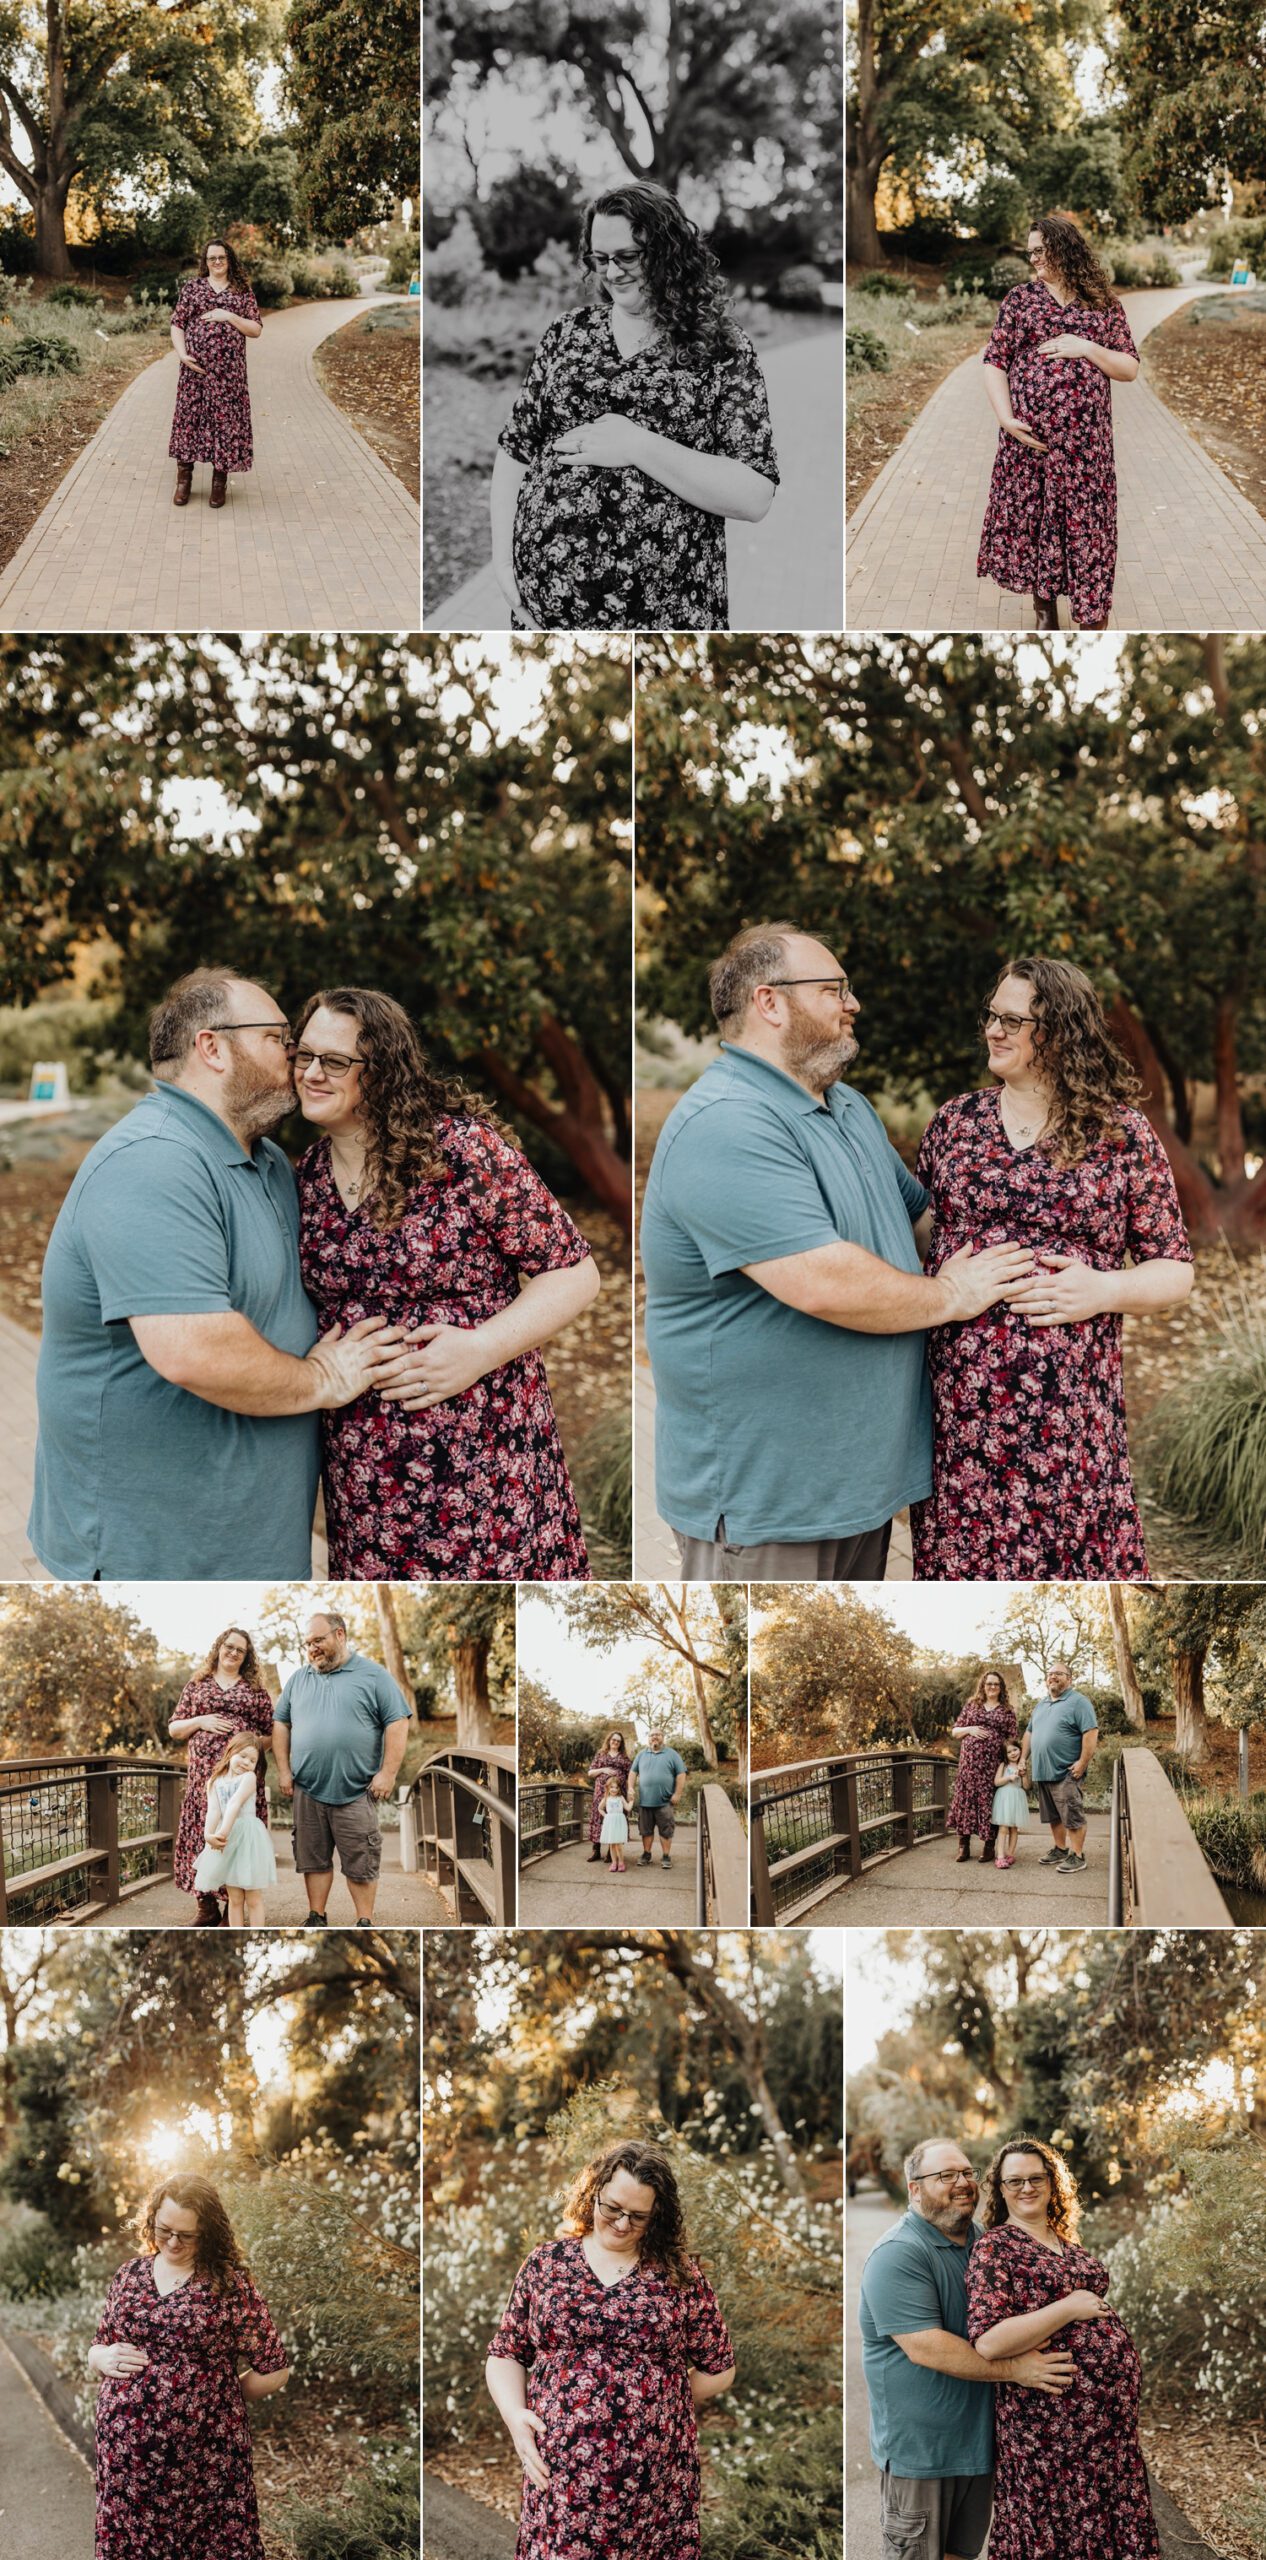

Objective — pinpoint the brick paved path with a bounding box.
[847,283,1266,629]
[426,330,843,631]
[0,296,420,630]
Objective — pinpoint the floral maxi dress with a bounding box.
[489,2237,734,2560]
[498,305,780,630]
[93,2255,287,2560]
[168,278,261,473]
[966,2223,1161,2560]
[948,1696,1018,1841]
[911,1091,1192,1580]
[297,1119,592,1580]
[172,1676,274,1897]
[976,281,1139,624]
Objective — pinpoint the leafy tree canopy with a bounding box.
[284,0,419,232]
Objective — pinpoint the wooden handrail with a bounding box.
[405,1743,517,1925]
[1110,1749,1231,1927]
[751,1748,950,1923]
[0,1757,185,1923]
[696,1784,748,1925]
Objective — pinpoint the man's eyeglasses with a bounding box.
[912,2169,978,2189]
[582,249,643,275]
[596,2191,651,2230]
[205,1021,292,1043]
[288,1044,363,1080]
[979,1008,1038,1036]
[766,976,852,1001]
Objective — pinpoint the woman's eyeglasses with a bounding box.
[582,249,643,276]
[595,2191,651,2230]
[979,1008,1038,1036]
[288,1044,362,1079]
[1001,2172,1051,2192]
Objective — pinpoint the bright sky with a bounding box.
[111,1582,334,1683]
[846,1935,920,2070]
[517,1593,657,1729]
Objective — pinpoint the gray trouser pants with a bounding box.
[672,1519,892,1582]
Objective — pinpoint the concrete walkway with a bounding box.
[847,281,1266,628]
[0,1310,332,1579]
[632,1356,914,1580]
[425,2473,517,2560]
[808,1815,1109,1923]
[0,296,420,630]
[85,1822,450,1928]
[427,329,842,631]
[0,2328,95,2560]
[518,1835,698,1924]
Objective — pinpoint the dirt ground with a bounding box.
[1142,300,1266,521]
[847,320,991,512]
[0,331,170,570]
[313,307,420,498]
[1141,2407,1264,2560]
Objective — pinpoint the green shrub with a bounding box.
[45,282,100,309]
[103,302,171,335]
[250,256,295,308]
[703,2407,843,2560]
[278,2436,420,2558]
[847,326,890,373]
[384,230,421,290]
[0,2219,79,2301]
[291,253,359,300]
[768,262,824,309]
[1108,2149,1266,2423]
[1201,217,1266,279]
[0,997,129,1095]
[568,1405,631,1579]
[1183,1788,1266,1893]
[0,218,35,275]
[13,328,82,375]
[424,213,487,308]
[947,248,1027,299]
[1138,1302,1266,1571]
[423,290,543,379]
[855,271,915,300]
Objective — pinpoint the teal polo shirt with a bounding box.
[640,1045,933,1543]
[1027,1688,1098,1782]
[630,1746,686,1806]
[29,1081,319,1579]
[859,2211,994,2480]
[274,1650,410,1804]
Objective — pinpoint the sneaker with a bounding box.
[1038,1846,1065,1866]
[660,1855,672,1869]
[1056,1852,1087,1873]
[639,1852,652,1865]
[304,1911,328,1926]
[355,1917,373,1927]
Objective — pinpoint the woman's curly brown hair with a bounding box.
[136,2173,252,2299]
[198,238,251,293]
[558,2141,697,2290]
[197,1626,261,1686]
[293,987,507,1233]
[987,956,1142,1166]
[966,1668,1011,1715]
[1030,214,1118,314]
[980,2137,1080,2242]
[581,183,741,367]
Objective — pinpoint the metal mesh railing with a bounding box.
[0,1757,183,1924]
[518,1783,588,1863]
[753,1751,950,1920]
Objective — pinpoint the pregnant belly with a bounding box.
[530,2354,691,2472]
[513,459,646,611]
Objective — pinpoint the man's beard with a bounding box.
[225,1058,295,1138]
[782,1003,858,1094]
[921,2197,977,2237]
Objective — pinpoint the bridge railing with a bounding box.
[519,1780,593,1866]
[0,1756,185,1924]
[403,1743,516,1926]
[697,1783,748,1925]
[1109,1748,1231,1927]
[750,1750,950,1924]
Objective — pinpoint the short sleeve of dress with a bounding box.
[915,1105,946,1195]
[242,292,262,330]
[1121,1114,1192,1266]
[171,280,197,331]
[488,2253,537,2362]
[93,2266,128,2345]
[965,2234,1018,2343]
[442,1121,592,1276]
[680,2267,733,2374]
[222,2271,288,2373]
[709,337,780,484]
[982,289,1023,371]
[498,320,565,465]
[1104,299,1138,359]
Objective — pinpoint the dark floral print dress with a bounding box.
[977,282,1138,624]
[172,1676,274,1896]
[93,2254,287,2560]
[168,278,261,473]
[498,305,780,630]
[948,1696,1018,1841]
[911,1091,1191,1581]
[488,2237,734,2560]
[297,1119,591,1581]
[587,1745,632,1845]
[966,2223,1161,2560]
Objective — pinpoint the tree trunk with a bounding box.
[1213,996,1247,1186]
[373,1588,414,1711]
[846,0,886,268]
[659,1586,719,1768]
[1170,1647,1210,1765]
[452,1638,495,1748]
[478,1015,632,1233]
[1106,1585,1146,1733]
[34,181,72,280]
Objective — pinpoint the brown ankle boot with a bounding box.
[955,1837,971,1863]
[1033,594,1058,631]
[210,469,227,508]
[980,1828,998,1861]
[173,462,193,506]
[194,1892,225,1926]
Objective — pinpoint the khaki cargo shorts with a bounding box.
[291,1784,382,1883]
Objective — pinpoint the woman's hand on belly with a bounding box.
[509,2408,551,2489]
[1001,415,1047,454]
[552,411,644,470]
[1011,1251,1110,1326]
[377,1319,492,1409]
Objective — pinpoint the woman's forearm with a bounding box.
[170,1716,206,1739]
[984,364,1016,426]
[486,2355,529,2425]
[491,448,527,577]
[974,2302,1076,2359]
[240,2366,289,2400]
[690,2364,736,2407]
[626,425,774,520]
[1076,340,1138,380]
[1101,1258,1194,1315]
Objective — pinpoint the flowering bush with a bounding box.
[1107,2148,1265,2422]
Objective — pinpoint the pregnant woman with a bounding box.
[293,986,600,1580]
[486,2140,735,2560]
[89,2173,289,2560]
[947,1669,1018,1865]
[169,238,263,509]
[912,956,1193,1581]
[170,1626,275,1929]
[585,1729,632,1864]
[967,2138,1162,2560]
[492,180,779,631]
[977,215,1139,629]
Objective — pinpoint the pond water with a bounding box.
[1219,1881,1266,1924]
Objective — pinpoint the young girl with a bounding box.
[991,1739,1030,1869]
[599,1774,631,1875]
[193,1734,277,1925]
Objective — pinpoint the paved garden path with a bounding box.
[427,328,842,631]
[425,2474,517,2560]
[88,1822,449,1928]
[0,2328,95,2560]
[518,1835,698,1924]
[847,281,1266,628]
[0,295,420,630]
[846,2187,1216,2559]
[809,1814,1109,1923]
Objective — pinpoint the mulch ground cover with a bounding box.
[313,307,419,498]
[1142,298,1266,523]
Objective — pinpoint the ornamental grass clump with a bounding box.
[1107,2150,1266,2424]
[1182,1789,1266,1894]
[1138,1290,1266,1571]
